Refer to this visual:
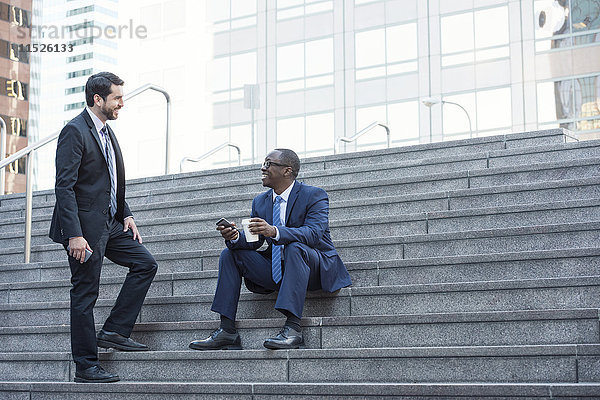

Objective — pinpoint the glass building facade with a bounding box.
[202,0,600,167]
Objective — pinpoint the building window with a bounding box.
[0,40,29,64]
[537,74,600,132]
[535,0,600,52]
[441,87,512,140]
[68,20,95,32]
[355,100,420,150]
[277,37,334,92]
[276,0,333,21]
[277,112,335,157]
[6,157,25,175]
[205,123,254,166]
[355,23,418,80]
[0,2,30,27]
[67,5,94,17]
[440,5,510,67]
[210,51,257,102]
[0,115,27,137]
[67,53,93,63]
[67,69,93,79]
[0,77,28,100]
[209,0,257,32]
[69,37,94,47]
[65,102,86,111]
[65,86,85,95]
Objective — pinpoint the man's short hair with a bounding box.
[85,72,124,107]
[275,148,300,179]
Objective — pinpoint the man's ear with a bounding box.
[94,93,103,106]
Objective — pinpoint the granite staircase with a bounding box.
[1,129,600,398]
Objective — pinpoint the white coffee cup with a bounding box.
[242,218,259,242]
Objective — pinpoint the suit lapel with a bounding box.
[285,181,301,226]
[82,110,104,158]
[264,189,273,225]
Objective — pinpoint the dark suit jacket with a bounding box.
[227,181,352,293]
[49,109,131,248]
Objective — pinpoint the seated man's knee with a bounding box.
[284,242,307,260]
[220,248,233,260]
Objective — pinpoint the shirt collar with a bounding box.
[273,181,295,203]
[86,107,107,135]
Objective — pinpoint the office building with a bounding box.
[0,0,31,194]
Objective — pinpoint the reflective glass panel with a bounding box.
[387,23,418,63]
[277,116,305,151]
[355,28,385,68]
[441,12,474,54]
[476,87,512,130]
[306,38,333,76]
[474,6,509,48]
[230,52,256,88]
[278,43,304,80]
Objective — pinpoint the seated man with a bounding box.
[189,148,351,350]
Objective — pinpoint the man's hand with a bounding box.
[123,217,142,243]
[249,217,277,238]
[69,236,92,264]
[217,222,239,241]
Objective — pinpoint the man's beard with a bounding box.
[101,104,118,120]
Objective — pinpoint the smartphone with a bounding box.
[67,245,93,263]
[216,218,235,229]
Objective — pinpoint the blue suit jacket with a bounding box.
[227,181,352,292]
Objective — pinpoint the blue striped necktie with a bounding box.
[100,126,117,218]
[272,195,283,283]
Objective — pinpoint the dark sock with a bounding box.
[283,313,302,332]
[220,315,236,334]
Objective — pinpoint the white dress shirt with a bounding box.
[85,107,132,221]
[231,180,295,243]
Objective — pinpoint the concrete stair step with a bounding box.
[3,176,600,240]
[3,198,599,249]
[2,381,600,399]
[0,344,598,383]
[58,155,600,208]
[0,129,573,209]
[1,275,598,325]
[2,248,599,291]
[0,136,594,222]
[1,220,598,265]
[4,247,600,304]
[1,309,597,353]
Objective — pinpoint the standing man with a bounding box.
[49,72,158,383]
[189,149,351,351]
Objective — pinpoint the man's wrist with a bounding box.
[124,216,134,222]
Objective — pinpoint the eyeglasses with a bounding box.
[262,160,290,169]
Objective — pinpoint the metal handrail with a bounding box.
[0,83,171,263]
[180,142,241,172]
[124,84,171,174]
[335,121,390,154]
[0,117,6,195]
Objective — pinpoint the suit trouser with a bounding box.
[211,242,321,321]
[67,217,158,370]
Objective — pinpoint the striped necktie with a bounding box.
[100,126,117,218]
[271,195,283,283]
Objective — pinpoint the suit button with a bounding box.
[102,209,107,215]
[106,190,110,194]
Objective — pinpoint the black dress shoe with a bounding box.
[189,328,242,350]
[74,365,120,383]
[263,326,304,350]
[97,329,149,351]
